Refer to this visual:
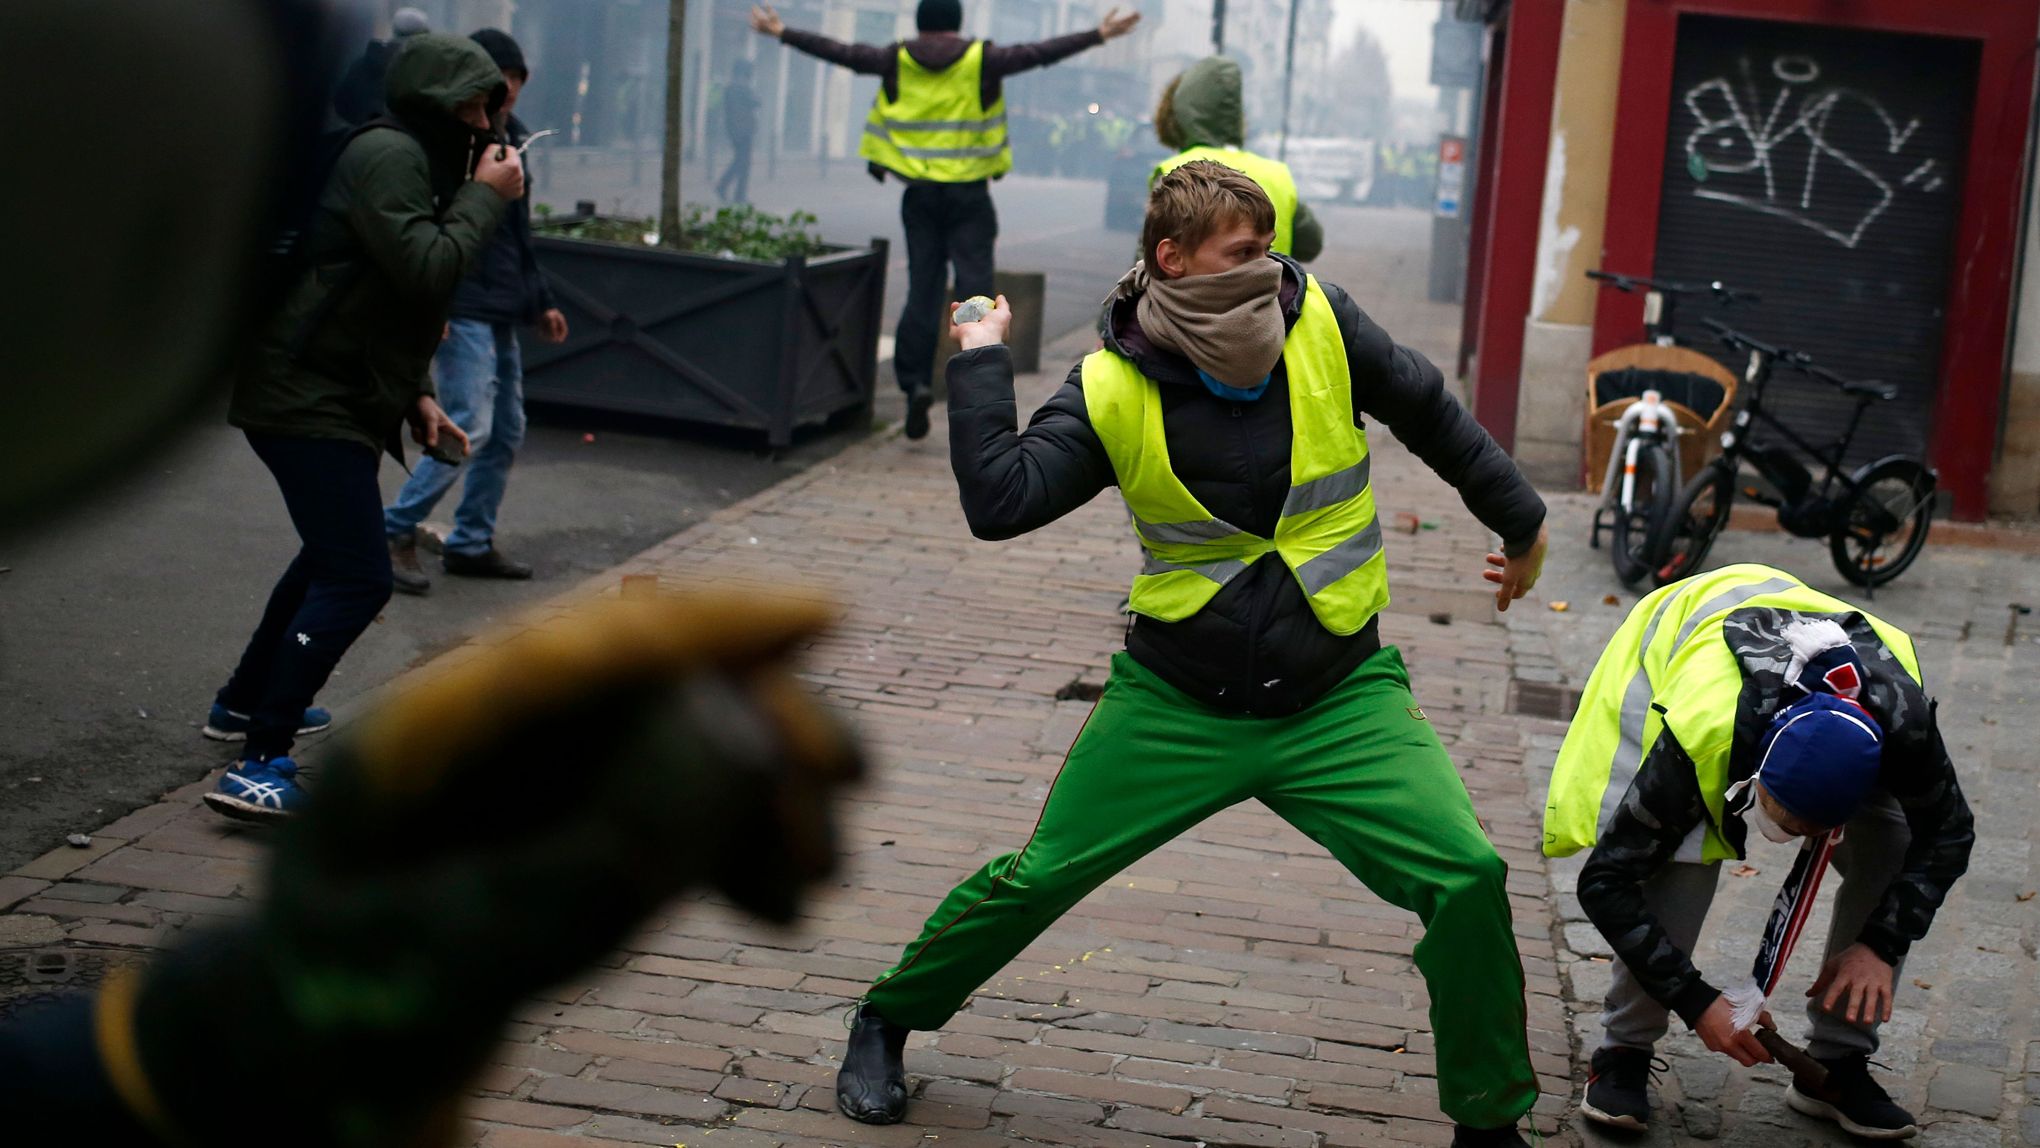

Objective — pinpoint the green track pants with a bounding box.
[864,646,1537,1128]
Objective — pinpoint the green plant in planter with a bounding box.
[538,203,825,262]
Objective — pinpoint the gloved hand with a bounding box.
[105,591,862,1147]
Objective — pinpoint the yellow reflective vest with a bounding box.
[859,42,1011,183]
[1152,146,1301,256]
[1081,275,1386,635]
[1542,563,1922,863]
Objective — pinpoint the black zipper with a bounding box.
[1236,399,1266,704]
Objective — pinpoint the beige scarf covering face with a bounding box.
[1111,257,1287,388]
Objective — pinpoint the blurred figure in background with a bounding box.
[201,33,525,820]
[385,28,570,595]
[750,0,1142,439]
[1152,57,1323,262]
[717,59,762,204]
[332,5,432,124]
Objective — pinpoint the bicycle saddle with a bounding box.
[1842,379,1900,401]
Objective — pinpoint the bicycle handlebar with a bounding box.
[1587,269,1760,305]
[1701,318,1896,399]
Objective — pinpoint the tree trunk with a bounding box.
[660,0,686,245]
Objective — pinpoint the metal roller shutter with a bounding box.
[1649,14,1977,467]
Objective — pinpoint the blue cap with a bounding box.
[1753,692,1883,828]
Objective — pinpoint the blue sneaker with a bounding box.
[201,703,332,742]
[203,757,307,821]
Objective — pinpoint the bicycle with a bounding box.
[1585,270,1756,585]
[1648,318,1937,589]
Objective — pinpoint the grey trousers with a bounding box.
[1600,794,1911,1059]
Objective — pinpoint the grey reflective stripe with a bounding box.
[1670,576,1796,653]
[882,113,1008,132]
[1282,456,1371,519]
[1141,551,1250,585]
[1293,517,1384,595]
[1596,593,1682,841]
[1135,517,1248,546]
[895,144,1007,159]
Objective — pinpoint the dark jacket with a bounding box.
[1577,607,1974,1027]
[777,28,1106,181]
[1158,57,1323,262]
[945,254,1546,716]
[231,34,509,454]
[449,115,558,326]
[723,82,761,142]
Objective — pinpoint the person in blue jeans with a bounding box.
[385,28,569,594]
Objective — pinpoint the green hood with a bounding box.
[384,32,505,131]
[1159,57,1245,150]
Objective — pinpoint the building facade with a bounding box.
[1457,0,2040,521]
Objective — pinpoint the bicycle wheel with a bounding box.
[1609,446,1672,587]
[1650,460,1735,587]
[1830,458,1934,586]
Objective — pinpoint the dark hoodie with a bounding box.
[944,255,1545,716]
[232,33,509,454]
[1158,57,1323,262]
[777,27,1106,181]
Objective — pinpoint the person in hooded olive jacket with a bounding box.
[832,162,1551,1148]
[204,33,526,821]
[384,28,568,594]
[1151,57,1323,262]
[751,0,1141,440]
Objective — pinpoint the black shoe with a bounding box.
[836,1003,910,1125]
[1788,1054,1918,1140]
[904,391,932,440]
[389,532,431,596]
[1451,1123,1530,1148]
[442,548,533,580]
[1581,1045,1659,1130]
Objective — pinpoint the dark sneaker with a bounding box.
[390,532,431,596]
[1788,1054,1918,1139]
[1450,1124,1531,1147]
[203,756,306,821]
[201,703,332,742]
[836,1003,910,1125]
[443,548,533,580]
[1581,1045,1659,1130]
[904,391,932,440]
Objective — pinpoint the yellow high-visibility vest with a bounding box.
[1153,146,1300,256]
[859,42,1011,183]
[1542,563,1922,863]
[1081,274,1385,635]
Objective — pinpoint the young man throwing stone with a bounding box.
[834,161,1552,1146]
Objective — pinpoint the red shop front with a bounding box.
[1461,0,2039,520]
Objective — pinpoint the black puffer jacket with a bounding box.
[946,255,1546,716]
[449,116,558,325]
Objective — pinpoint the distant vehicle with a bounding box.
[1251,135,1376,204]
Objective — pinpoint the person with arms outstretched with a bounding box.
[751,0,1141,439]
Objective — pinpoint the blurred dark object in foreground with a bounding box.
[0,0,369,536]
[0,590,863,1146]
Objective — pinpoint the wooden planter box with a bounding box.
[523,213,888,447]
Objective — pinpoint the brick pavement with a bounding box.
[1508,494,2040,1148]
[1,305,1586,1146]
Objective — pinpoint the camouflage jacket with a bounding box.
[1576,607,1974,1026]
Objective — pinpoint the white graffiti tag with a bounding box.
[1683,55,1945,249]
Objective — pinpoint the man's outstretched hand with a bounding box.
[1099,7,1142,39]
[950,295,1013,351]
[1483,524,1548,613]
[750,5,785,37]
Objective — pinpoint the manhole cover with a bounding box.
[1510,680,1582,720]
[0,946,149,1019]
